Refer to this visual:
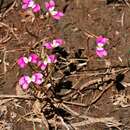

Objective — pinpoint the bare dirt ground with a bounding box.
[0,0,130,130]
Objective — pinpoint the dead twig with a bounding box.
[62,81,113,107]
[0,29,11,44]
[71,117,122,129]
[88,81,114,106]
[61,103,122,128]
[3,46,7,74]
[2,0,16,17]
[67,67,129,78]
[61,75,114,100]
[0,22,19,41]
[0,94,43,100]
[124,0,130,8]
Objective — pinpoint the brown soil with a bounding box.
[0,0,130,130]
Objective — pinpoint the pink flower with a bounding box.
[45,0,64,20]
[53,39,63,47]
[19,75,31,90]
[19,73,44,90]
[45,0,55,11]
[44,39,63,49]
[96,47,107,58]
[17,56,28,68]
[37,60,48,70]
[31,73,44,85]
[22,0,34,9]
[32,4,41,13]
[23,0,30,2]
[47,54,57,63]
[28,53,39,64]
[51,11,64,20]
[18,53,40,68]
[96,35,108,46]
[22,0,40,13]
[44,42,53,49]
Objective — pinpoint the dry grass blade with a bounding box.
[16,83,27,96]
[62,103,122,128]
[2,0,16,17]
[71,117,122,128]
[88,81,114,106]
[3,46,7,73]
[33,100,49,130]
[0,94,37,100]
[63,81,114,107]
[0,99,13,106]
[0,29,11,44]
[0,22,19,41]
[41,114,49,130]
[62,75,115,100]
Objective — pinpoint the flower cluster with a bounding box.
[18,53,57,70]
[22,0,40,13]
[22,0,64,20]
[45,0,64,20]
[17,53,39,68]
[18,53,57,89]
[19,73,44,90]
[18,38,63,90]
[96,35,108,58]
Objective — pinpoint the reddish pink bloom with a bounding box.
[23,0,30,2]
[32,4,41,13]
[45,0,64,20]
[44,42,53,49]
[37,60,48,70]
[28,53,39,64]
[17,56,28,68]
[19,75,31,90]
[96,47,107,58]
[31,73,44,85]
[51,11,64,20]
[44,39,63,49]
[96,35,108,46]
[22,0,34,9]
[45,0,55,11]
[47,54,57,63]
[22,0,40,13]
[53,39,63,47]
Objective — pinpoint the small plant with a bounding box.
[17,38,64,90]
[17,1,111,129]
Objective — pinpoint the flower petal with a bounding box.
[22,0,30,4]
[32,73,44,85]
[22,3,29,9]
[52,11,64,20]
[37,60,47,70]
[47,54,57,63]
[28,53,39,64]
[45,0,55,10]
[96,48,107,58]
[44,42,53,49]
[52,38,63,47]
[19,76,31,90]
[17,57,28,68]
[96,35,108,45]
[33,4,41,13]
